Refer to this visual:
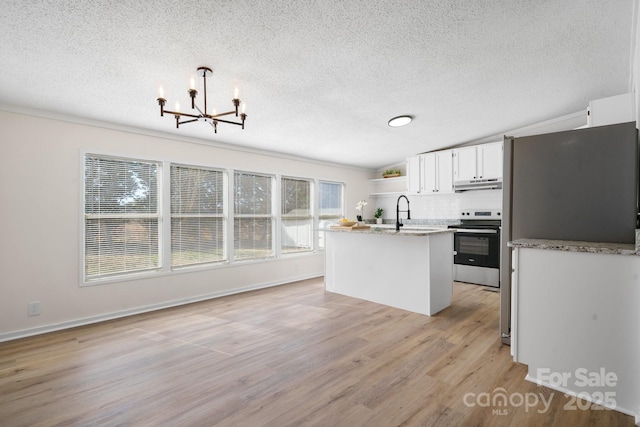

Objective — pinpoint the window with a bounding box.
[171,165,226,268]
[84,155,160,280]
[281,177,312,254]
[318,181,344,249]
[234,171,274,260]
[83,155,338,282]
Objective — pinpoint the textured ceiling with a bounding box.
[0,0,635,169]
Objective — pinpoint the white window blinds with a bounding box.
[318,181,343,249]
[281,177,312,254]
[84,155,160,279]
[234,171,274,260]
[171,165,226,268]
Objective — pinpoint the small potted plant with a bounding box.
[374,207,384,224]
[382,168,402,178]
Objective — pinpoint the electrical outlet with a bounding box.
[28,301,41,316]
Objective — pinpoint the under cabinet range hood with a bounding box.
[454,178,502,192]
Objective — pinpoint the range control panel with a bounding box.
[459,209,502,220]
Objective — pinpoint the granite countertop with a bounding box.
[508,238,637,256]
[325,226,455,237]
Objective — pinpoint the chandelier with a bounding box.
[156,66,247,133]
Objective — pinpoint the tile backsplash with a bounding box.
[369,189,502,221]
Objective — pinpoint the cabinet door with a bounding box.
[453,146,477,181]
[422,153,437,193]
[406,156,421,194]
[478,142,503,179]
[436,150,453,193]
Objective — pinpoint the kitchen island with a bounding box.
[324,227,455,315]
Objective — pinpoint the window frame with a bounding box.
[170,163,228,270]
[81,153,163,285]
[317,180,345,250]
[232,170,276,262]
[280,176,314,255]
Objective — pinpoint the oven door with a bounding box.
[453,229,500,269]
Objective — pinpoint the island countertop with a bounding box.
[324,226,455,237]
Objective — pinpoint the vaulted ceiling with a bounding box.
[0,1,635,169]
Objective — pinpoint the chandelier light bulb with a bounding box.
[190,78,195,90]
[234,87,239,99]
[159,86,164,98]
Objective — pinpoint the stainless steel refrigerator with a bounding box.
[500,121,638,344]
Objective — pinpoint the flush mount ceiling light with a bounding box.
[156,66,247,133]
[388,115,413,127]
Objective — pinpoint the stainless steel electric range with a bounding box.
[448,209,501,288]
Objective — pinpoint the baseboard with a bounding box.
[0,273,322,343]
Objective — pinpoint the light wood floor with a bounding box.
[0,278,634,426]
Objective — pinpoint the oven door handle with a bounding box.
[453,228,499,234]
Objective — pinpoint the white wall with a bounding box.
[0,110,371,341]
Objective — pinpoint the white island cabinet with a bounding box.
[324,228,454,316]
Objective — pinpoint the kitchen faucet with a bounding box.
[396,195,411,231]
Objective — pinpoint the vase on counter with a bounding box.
[357,215,363,222]
[376,218,383,224]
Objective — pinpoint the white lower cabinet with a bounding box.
[511,247,640,418]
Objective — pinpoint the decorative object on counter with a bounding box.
[382,168,402,178]
[374,207,384,224]
[337,219,356,227]
[156,66,247,134]
[330,223,370,230]
[355,199,367,222]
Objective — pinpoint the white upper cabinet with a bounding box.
[406,151,453,194]
[587,92,635,127]
[437,151,454,192]
[406,155,421,194]
[452,146,477,181]
[422,153,436,193]
[453,142,502,182]
[422,151,453,193]
[477,142,503,180]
